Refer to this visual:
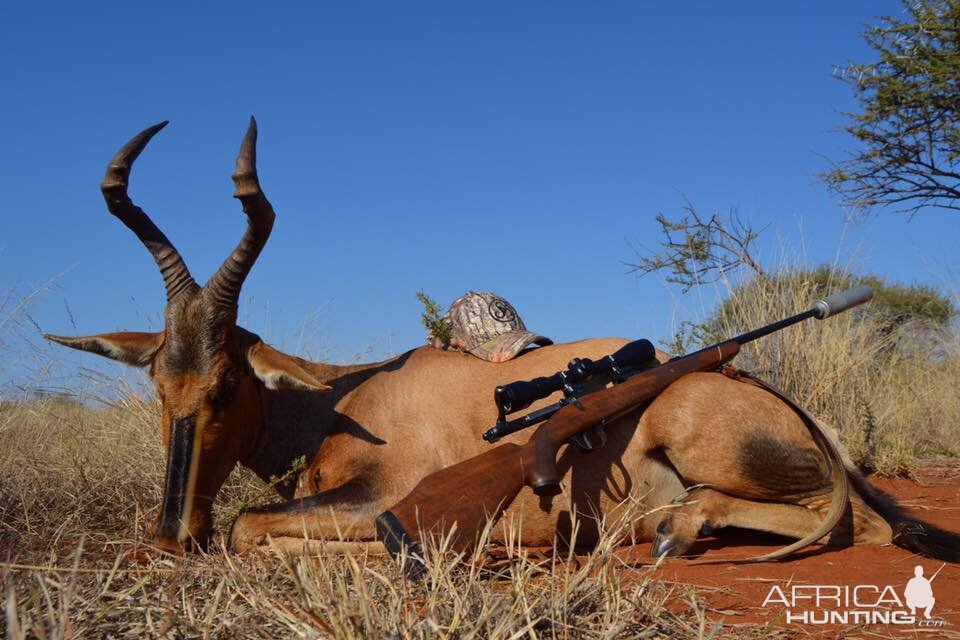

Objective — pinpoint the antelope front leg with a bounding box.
[229,484,385,555]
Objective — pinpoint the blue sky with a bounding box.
[2,2,958,390]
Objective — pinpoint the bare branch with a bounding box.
[626,199,772,292]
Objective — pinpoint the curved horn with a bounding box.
[205,117,276,311]
[101,121,198,302]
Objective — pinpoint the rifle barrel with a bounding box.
[730,308,818,346]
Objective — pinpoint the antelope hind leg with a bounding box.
[645,374,895,555]
[646,373,835,501]
[651,487,824,557]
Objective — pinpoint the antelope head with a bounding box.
[46,119,332,552]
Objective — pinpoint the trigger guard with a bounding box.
[569,425,607,453]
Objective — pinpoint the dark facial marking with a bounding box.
[737,433,831,498]
[156,416,197,540]
[161,293,233,374]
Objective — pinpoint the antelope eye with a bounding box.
[213,373,238,405]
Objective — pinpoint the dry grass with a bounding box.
[686,269,960,475]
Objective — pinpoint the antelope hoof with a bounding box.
[651,519,682,558]
[651,534,680,558]
[650,516,710,558]
[228,513,268,553]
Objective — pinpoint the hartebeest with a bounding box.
[47,120,959,562]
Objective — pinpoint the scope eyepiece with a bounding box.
[495,373,565,415]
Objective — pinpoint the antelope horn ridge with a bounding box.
[205,117,276,311]
[101,121,198,302]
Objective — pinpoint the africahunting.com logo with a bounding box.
[761,563,947,628]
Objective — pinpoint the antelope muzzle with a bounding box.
[154,416,212,552]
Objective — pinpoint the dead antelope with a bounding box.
[47,120,960,563]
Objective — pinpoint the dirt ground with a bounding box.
[620,463,960,637]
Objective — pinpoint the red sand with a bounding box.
[619,464,960,637]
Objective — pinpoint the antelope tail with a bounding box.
[845,464,960,563]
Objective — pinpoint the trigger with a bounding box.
[569,425,607,453]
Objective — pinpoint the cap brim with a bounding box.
[468,330,553,363]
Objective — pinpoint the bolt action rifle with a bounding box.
[375,286,873,576]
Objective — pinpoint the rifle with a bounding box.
[375,286,873,576]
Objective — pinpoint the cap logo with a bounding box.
[488,298,517,323]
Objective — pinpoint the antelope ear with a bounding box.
[44,331,163,366]
[246,342,333,392]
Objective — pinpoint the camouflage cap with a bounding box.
[445,291,552,363]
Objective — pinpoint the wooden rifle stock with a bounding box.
[376,443,535,577]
